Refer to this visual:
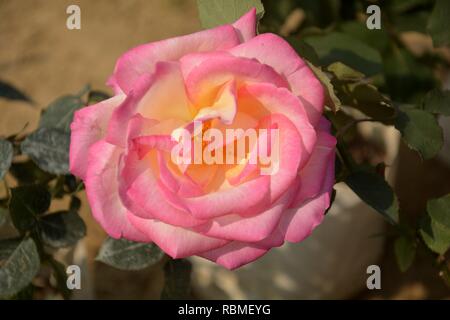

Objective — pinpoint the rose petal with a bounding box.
[238,83,317,167]
[288,67,325,126]
[106,61,191,147]
[282,152,335,243]
[194,179,299,242]
[70,94,125,179]
[84,140,150,242]
[119,148,207,227]
[283,191,331,243]
[229,33,324,126]
[127,212,228,259]
[291,130,336,207]
[110,25,241,93]
[184,175,271,219]
[199,242,268,270]
[183,54,289,107]
[232,8,257,42]
[193,79,237,125]
[257,114,303,202]
[183,113,303,219]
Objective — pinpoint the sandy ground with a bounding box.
[0,0,200,299]
[1,0,449,299]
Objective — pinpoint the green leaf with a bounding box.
[76,84,91,98]
[0,238,40,298]
[39,211,86,248]
[96,237,164,271]
[326,63,395,120]
[39,95,84,132]
[257,0,296,33]
[197,0,264,29]
[394,235,416,272]
[339,21,390,53]
[383,48,436,102]
[65,175,79,193]
[0,139,13,180]
[422,89,450,116]
[345,171,399,224]
[0,80,32,103]
[9,185,51,231]
[11,284,35,300]
[69,196,81,212]
[286,37,320,66]
[395,10,430,34]
[427,194,450,230]
[327,62,364,81]
[388,0,433,14]
[87,90,111,105]
[9,160,55,185]
[21,128,70,175]
[307,62,341,112]
[419,214,450,255]
[336,82,395,120]
[427,0,450,47]
[304,32,383,76]
[394,105,443,160]
[161,259,192,300]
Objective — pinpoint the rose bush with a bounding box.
[69,8,336,269]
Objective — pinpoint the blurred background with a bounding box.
[0,0,449,299]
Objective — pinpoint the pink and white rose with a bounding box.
[69,9,336,269]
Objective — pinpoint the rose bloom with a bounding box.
[70,9,336,269]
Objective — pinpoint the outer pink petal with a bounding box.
[291,131,336,207]
[84,140,150,242]
[282,150,335,243]
[69,94,125,179]
[229,33,303,76]
[283,193,330,243]
[199,242,268,270]
[228,33,324,126]
[184,175,271,219]
[317,115,332,132]
[194,179,299,242]
[127,213,228,259]
[232,8,257,42]
[110,25,241,93]
[257,114,303,203]
[106,61,191,147]
[287,67,325,127]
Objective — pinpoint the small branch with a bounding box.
[336,117,380,139]
[336,104,399,139]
